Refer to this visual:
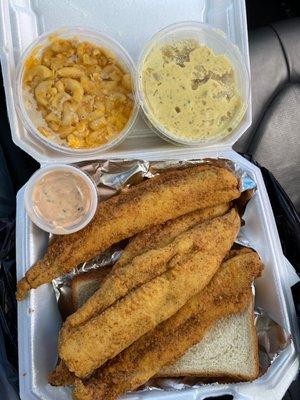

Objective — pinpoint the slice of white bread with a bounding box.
[71,267,259,382]
[158,299,259,381]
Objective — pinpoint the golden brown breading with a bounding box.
[58,209,240,378]
[16,165,240,300]
[114,202,231,270]
[48,206,232,387]
[73,250,262,400]
[74,292,251,400]
[49,248,262,389]
[49,206,231,387]
[65,203,231,329]
[51,293,251,390]
[48,360,74,387]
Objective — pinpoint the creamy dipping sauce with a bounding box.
[141,39,243,142]
[32,171,92,229]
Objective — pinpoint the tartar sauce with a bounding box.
[32,171,92,229]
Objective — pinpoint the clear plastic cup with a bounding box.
[137,21,250,146]
[24,164,98,234]
[15,27,139,156]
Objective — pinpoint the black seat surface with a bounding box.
[235,18,300,212]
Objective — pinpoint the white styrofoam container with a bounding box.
[1,1,298,400]
[16,150,300,400]
[0,0,251,163]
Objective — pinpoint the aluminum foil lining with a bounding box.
[52,157,291,391]
[75,157,256,200]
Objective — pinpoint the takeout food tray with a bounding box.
[16,150,300,400]
[0,0,251,163]
[3,0,299,399]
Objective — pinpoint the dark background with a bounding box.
[247,0,300,29]
[244,2,300,398]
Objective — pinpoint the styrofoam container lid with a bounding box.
[137,21,250,146]
[15,26,139,157]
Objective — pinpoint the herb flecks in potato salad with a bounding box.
[23,37,134,149]
[141,39,242,142]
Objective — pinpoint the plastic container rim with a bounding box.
[14,26,140,157]
[24,163,98,234]
[137,21,251,146]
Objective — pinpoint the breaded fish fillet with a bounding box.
[48,248,251,388]
[52,294,250,390]
[65,203,231,329]
[58,209,240,378]
[73,250,262,400]
[74,292,251,400]
[48,248,260,388]
[16,165,240,300]
[114,203,231,270]
[48,360,74,387]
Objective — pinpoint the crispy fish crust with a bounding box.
[49,248,262,390]
[16,165,240,300]
[48,208,232,387]
[48,360,74,387]
[74,293,251,400]
[73,250,263,400]
[48,249,247,388]
[65,203,231,329]
[114,202,231,270]
[58,209,240,378]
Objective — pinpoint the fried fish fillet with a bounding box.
[65,203,231,329]
[49,247,259,386]
[49,206,231,387]
[74,293,251,400]
[48,360,74,387]
[58,209,240,378]
[48,247,253,388]
[114,202,231,270]
[51,293,251,390]
[16,165,240,300]
[73,250,263,400]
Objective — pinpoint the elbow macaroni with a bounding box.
[23,37,134,149]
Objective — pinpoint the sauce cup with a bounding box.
[24,164,98,234]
